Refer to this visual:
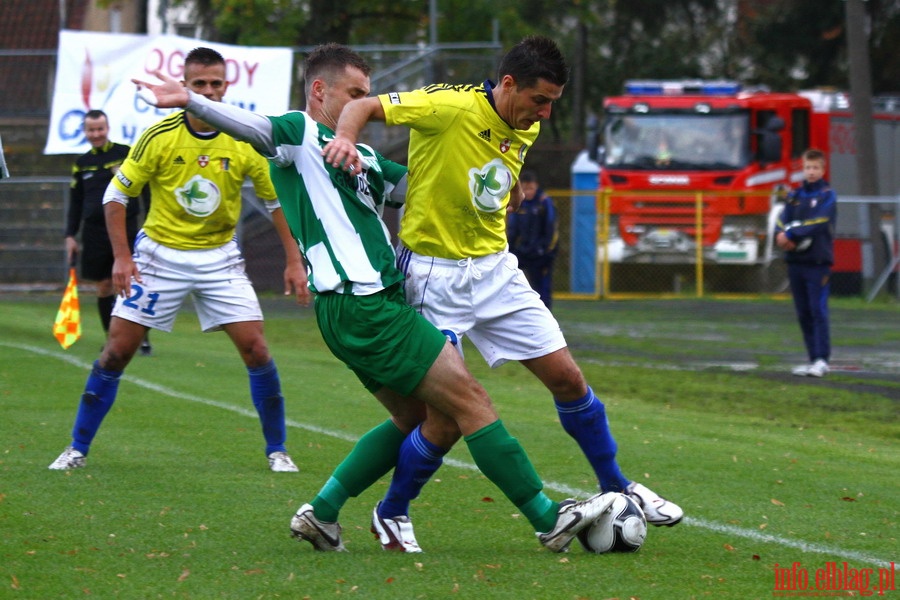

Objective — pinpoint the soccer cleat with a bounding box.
[626,482,683,527]
[807,359,829,378]
[791,363,811,376]
[268,451,299,473]
[48,446,86,470]
[537,492,618,552]
[139,337,153,356]
[370,502,423,553]
[290,503,346,551]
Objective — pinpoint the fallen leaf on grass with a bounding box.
[771,498,785,506]
[177,569,190,582]
[723,544,735,551]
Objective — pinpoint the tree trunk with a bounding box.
[845,0,886,293]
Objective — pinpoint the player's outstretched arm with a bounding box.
[133,72,277,157]
[322,97,386,173]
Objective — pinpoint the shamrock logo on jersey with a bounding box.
[468,158,513,213]
[175,174,222,217]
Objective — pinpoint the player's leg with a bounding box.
[410,343,566,533]
[521,348,629,488]
[468,254,683,525]
[50,234,187,469]
[193,240,295,469]
[220,320,298,468]
[49,316,147,469]
[415,347,616,551]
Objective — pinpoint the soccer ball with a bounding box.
[577,492,647,553]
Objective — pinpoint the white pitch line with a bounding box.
[6,341,893,569]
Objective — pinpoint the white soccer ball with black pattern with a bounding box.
[577,492,647,553]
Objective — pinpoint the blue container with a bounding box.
[570,150,601,294]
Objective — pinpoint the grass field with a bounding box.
[1,293,897,599]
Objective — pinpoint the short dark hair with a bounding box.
[304,43,371,96]
[803,148,826,164]
[519,169,538,183]
[497,35,569,89]
[84,109,108,122]
[185,47,225,70]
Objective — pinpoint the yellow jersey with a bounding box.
[380,82,539,259]
[112,111,276,250]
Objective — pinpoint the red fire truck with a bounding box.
[593,79,898,293]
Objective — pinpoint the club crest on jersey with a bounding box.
[197,155,210,168]
[175,174,222,217]
[468,158,513,213]
[499,138,511,153]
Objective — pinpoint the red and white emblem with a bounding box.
[499,138,511,153]
[197,155,210,168]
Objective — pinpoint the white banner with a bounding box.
[45,30,293,155]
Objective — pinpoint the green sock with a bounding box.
[311,419,406,522]
[464,420,559,532]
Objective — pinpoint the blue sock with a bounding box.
[71,361,122,455]
[378,425,447,518]
[555,387,630,492]
[247,359,287,455]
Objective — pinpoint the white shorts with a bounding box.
[397,245,566,367]
[112,232,263,333]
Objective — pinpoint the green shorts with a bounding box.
[314,284,446,396]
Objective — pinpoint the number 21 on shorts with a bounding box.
[122,283,160,316]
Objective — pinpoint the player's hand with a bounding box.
[284,260,312,307]
[132,70,189,108]
[111,256,142,298]
[321,137,361,174]
[507,181,525,213]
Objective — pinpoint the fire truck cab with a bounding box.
[596,79,812,290]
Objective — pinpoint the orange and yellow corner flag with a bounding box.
[53,267,82,349]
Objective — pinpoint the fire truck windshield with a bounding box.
[603,112,750,171]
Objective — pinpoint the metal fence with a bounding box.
[549,188,899,301]
[8,176,895,301]
[0,177,285,291]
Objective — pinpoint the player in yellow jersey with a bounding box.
[49,47,309,473]
[132,42,617,554]
[324,36,683,551]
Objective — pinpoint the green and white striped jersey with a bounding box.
[267,111,407,295]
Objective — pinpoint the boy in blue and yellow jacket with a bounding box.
[775,148,837,377]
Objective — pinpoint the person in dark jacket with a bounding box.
[507,170,558,308]
[66,110,151,354]
[775,148,837,377]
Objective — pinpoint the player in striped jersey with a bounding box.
[49,47,307,474]
[133,43,614,553]
[323,36,684,549]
